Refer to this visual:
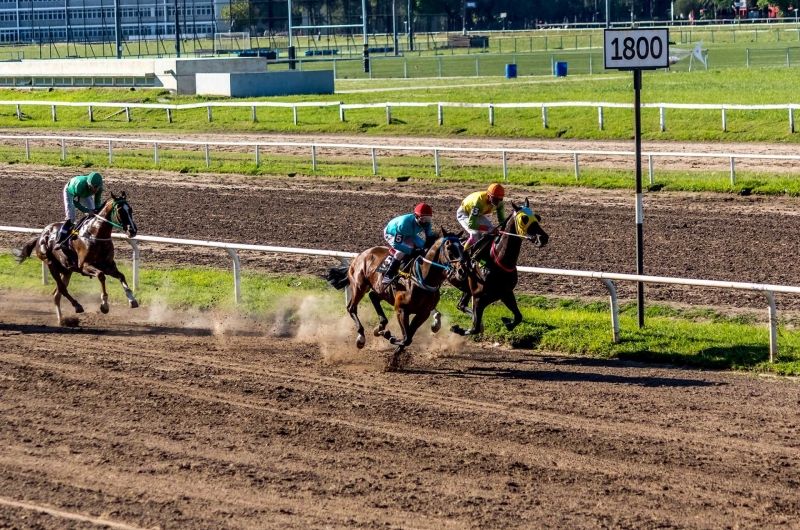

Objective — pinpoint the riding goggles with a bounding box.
[417,215,432,225]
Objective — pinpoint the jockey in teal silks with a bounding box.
[54,172,103,251]
[381,203,434,285]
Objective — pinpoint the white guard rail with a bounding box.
[6,134,800,185]
[3,225,798,363]
[5,100,799,134]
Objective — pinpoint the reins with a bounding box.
[75,199,127,242]
[408,235,464,292]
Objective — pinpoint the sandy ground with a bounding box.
[1,293,800,529]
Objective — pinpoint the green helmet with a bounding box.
[87,172,102,188]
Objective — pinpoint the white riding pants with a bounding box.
[63,184,94,222]
[383,229,411,260]
[456,207,492,246]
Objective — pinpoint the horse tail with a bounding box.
[325,266,351,290]
[12,235,38,264]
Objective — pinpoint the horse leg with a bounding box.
[451,295,486,336]
[387,307,409,349]
[103,263,138,309]
[430,309,442,333]
[346,284,368,349]
[457,290,474,316]
[368,291,390,337]
[48,264,82,323]
[500,291,523,331]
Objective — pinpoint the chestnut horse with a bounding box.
[326,228,465,367]
[445,199,549,336]
[13,192,139,325]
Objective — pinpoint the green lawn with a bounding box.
[3,253,799,374]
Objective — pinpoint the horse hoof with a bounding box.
[450,325,464,336]
[100,303,109,314]
[356,334,366,349]
[74,305,84,314]
[431,314,442,333]
[129,300,139,309]
[372,326,384,337]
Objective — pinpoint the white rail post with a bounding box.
[61,138,66,160]
[251,106,257,122]
[489,105,494,126]
[51,105,57,122]
[255,145,260,167]
[659,107,665,132]
[764,290,778,363]
[574,153,579,180]
[154,142,159,164]
[205,144,210,168]
[108,140,113,164]
[125,107,131,122]
[502,151,508,180]
[166,108,172,123]
[598,106,604,130]
[371,148,377,175]
[722,108,727,132]
[127,239,139,292]
[601,279,620,344]
[434,149,440,176]
[42,261,48,285]
[333,59,337,79]
[438,104,443,125]
[225,248,242,304]
[404,58,408,78]
[293,106,298,125]
[207,106,212,122]
[339,104,345,122]
[24,138,30,160]
[746,48,750,67]
[475,56,479,76]
[542,106,548,128]
[438,56,442,77]
[16,104,21,120]
[88,105,93,122]
[788,48,791,68]
[790,108,795,133]
[386,105,392,124]
[730,157,736,185]
[648,154,654,185]
[589,54,593,74]
[311,145,317,171]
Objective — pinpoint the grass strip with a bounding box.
[5,144,800,196]
[3,254,799,375]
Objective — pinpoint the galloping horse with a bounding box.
[326,228,465,367]
[447,198,549,336]
[13,192,139,325]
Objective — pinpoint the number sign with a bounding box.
[603,29,669,70]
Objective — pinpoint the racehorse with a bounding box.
[326,228,465,369]
[446,198,549,337]
[13,192,139,326]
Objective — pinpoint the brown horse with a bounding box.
[13,192,139,325]
[446,199,549,336]
[326,228,465,367]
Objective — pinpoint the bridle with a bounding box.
[411,236,465,291]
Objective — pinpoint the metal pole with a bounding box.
[659,107,665,132]
[207,106,212,122]
[574,153,579,180]
[542,106,548,128]
[392,0,398,56]
[765,290,777,363]
[88,105,93,122]
[371,148,377,174]
[730,157,735,185]
[255,145,260,166]
[25,139,30,160]
[125,107,131,122]
[114,0,122,58]
[252,106,257,122]
[154,142,159,164]
[791,108,795,133]
[648,154,654,184]
[438,104,443,125]
[502,151,507,180]
[61,138,66,160]
[311,145,317,171]
[407,0,413,51]
[386,105,391,124]
[225,248,241,304]
[205,144,210,167]
[362,0,367,44]
[633,69,644,329]
[293,106,298,125]
[174,0,180,57]
[606,0,610,28]
[52,105,57,122]
[434,149,440,176]
[108,140,113,164]
[127,239,139,291]
[288,0,293,47]
[602,279,620,343]
[489,105,494,126]
[722,108,727,132]
[598,106,604,130]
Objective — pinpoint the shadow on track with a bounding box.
[0,323,264,338]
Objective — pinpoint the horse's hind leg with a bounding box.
[457,290,474,316]
[104,262,138,308]
[368,291,390,337]
[346,284,368,349]
[500,291,523,331]
[49,265,82,324]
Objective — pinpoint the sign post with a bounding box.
[604,29,669,328]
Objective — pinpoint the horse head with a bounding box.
[437,226,467,282]
[510,198,548,248]
[109,191,138,238]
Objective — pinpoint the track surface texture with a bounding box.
[3,164,800,309]
[1,296,800,529]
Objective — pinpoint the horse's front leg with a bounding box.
[82,264,110,314]
[48,264,82,323]
[500,291,523,331]
[451,295,486,336]
[104,262,139,309]
[457,289,474,316]
[430,309,442,333]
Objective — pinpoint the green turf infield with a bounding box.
[3,253,799,375]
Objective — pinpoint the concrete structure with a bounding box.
[195,70,334,97]
[0,56,266,93]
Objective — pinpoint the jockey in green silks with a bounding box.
[54,172,104,251]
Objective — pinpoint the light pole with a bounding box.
[392,0,398,55]
[606,0,610,28]
[407,0,413,51]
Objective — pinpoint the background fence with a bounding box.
[2,225,797,362]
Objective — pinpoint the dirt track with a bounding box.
[3,164,800,310]
[1,295,800,529]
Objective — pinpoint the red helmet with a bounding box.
[414,202,433,217]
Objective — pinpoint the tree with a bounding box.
[220,1,255,31]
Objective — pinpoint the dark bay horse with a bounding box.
[326,228,465,368]
[13,192,139,325]
[446,199,549,336]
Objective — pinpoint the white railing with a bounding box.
[3,225,798,362]
[5,99,798,135]
[6,133,800,185]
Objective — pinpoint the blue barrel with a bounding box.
[555,62,568,77]
[505,63,517,79]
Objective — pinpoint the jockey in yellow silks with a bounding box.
[456,183,506,251]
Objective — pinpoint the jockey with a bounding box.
[381,202,434,285]
[54,172,104,251]
[456,183,506,251]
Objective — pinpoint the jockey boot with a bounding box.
[53,220,73,251]
[381,257,401,285]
